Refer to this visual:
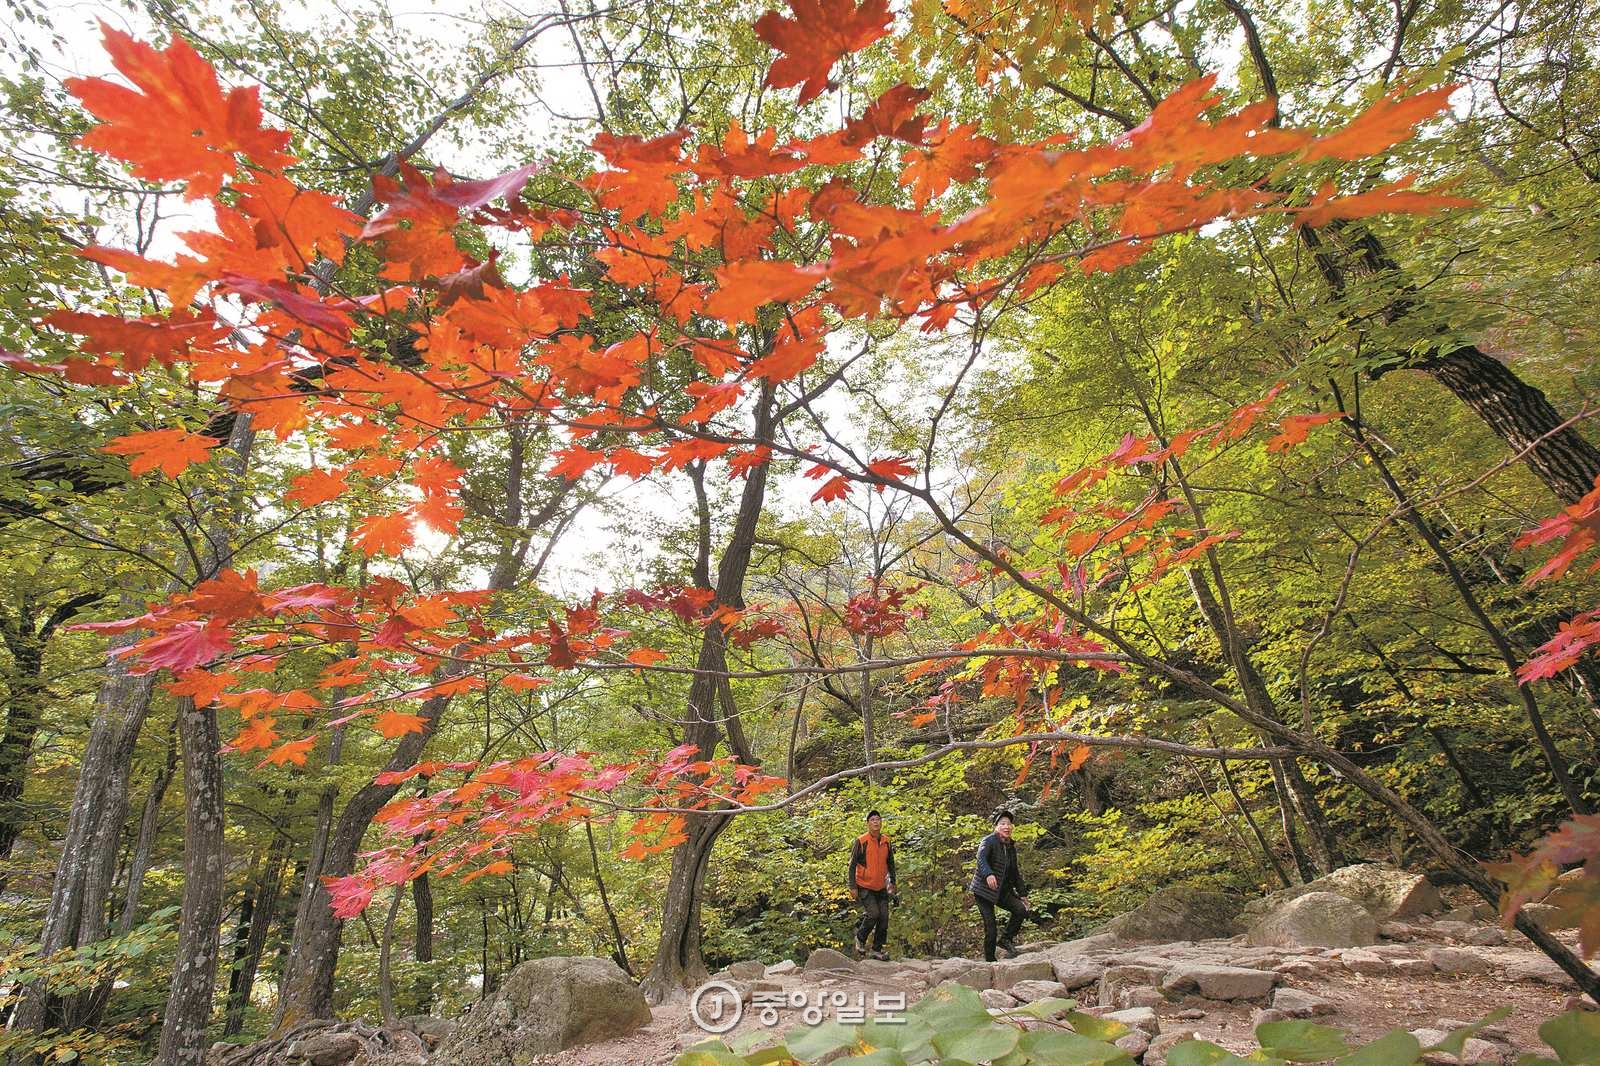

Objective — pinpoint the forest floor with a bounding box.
[527,910,1592,1065]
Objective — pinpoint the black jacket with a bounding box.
[968,831,1026,903]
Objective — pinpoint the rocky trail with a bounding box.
[216,866,1598,1066]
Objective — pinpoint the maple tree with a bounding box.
[4,0,1600,1058]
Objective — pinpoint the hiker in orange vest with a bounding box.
[847,810,897,959]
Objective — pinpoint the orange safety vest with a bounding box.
[854,832,891,891]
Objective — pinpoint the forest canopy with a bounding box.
[0,0,1598,1061]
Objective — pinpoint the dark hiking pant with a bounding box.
[855,888,889,950]
[976,890,1026,962]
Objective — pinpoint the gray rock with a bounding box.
[1502,953,1572,985]
[1176,1008,1207,1020]
[1252,1008,1291,1027]
[1427,947,1492,975]
[1275,959,1321,979]
[1104,1006,1161,1035]
[1145,1030,1199,1066]
[1391,957,1435,976]
[766,959,798,976]
[1102,887,1245,942]
[400,1016,455,1048]
[1122,986,1167,1009]
[993,958,1058,991]
[1271,988,1335,1017]
[1247,891,1379,949]
[435,957,651,1064]
[1428,920,1477,941]
[933,957,993,989]
[980,988,1019,1010]
[1008,979,1070,1003]
[287,1032,362,1066]
[1115,1030,1152,1057]
[1052,955,1104,990]
[1245,864,1441,922]
[1339,948,1389,975]
[805,948,858,972]
[1044,933,1120,958]
[1099,965,1167,1009]
[1160,963,1277,1001]
[728,960,765,980]
[1464,927,1505,947]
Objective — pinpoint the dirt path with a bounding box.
[531,916,1591,1065]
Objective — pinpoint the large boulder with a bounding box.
[1246,891,1379,949]
[435,957,651,1066]
[1102,887,1245,942]
[1244,865,1440,922]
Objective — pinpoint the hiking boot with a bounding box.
[868,948,889,961]
[853,935,867,956]
[997,938,1018,958]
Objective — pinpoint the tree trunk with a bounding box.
[274,691,451,1027]
[0,642,45,871]
[640,381,776,1002]
[153,697,227,1066]
[639,813,732,1001]
[9,639,155,1043]
[223,832,287,1036]
[408,872,435,1014]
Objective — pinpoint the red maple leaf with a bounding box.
[285,467,350,507]
[133,621,233,672]
[753,0,893,105]
[102,427,218,479]
[352,511,415,557]
[67,23,293,200]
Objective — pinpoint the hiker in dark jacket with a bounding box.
[847,810,896,959]
[968,810,1030,961]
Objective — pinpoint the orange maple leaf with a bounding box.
[258,735,317,768]
[67,23,293,200]
[285,467,350,507]
[372,711,429,739]
[352,511,415,557]
[102,427,218,478]
[1301,84,1457,162]
[754,0,893,105]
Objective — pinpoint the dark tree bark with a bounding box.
[408,872,435,1014]
[223,833,288,1036]
[0,590,101,873]
[153,696,227,1066]
[641,383,776,1002]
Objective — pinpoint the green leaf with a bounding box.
[1164,1040,1271,1066]
[859,1017,936,1057]
[674,1042,747,1066]
[933,1024,1021,1063]
[784,1020,858,1062]
[1017,996,1078,1020]
[1257,1021,1353,1061]
[1336,1030,1422,1066]
[844,1051,910,1065]
[1541,1010,1600,1065]
[910,983,993,1032]
[1066,1011,1130,1040]
[1017,1028,1136,1065]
